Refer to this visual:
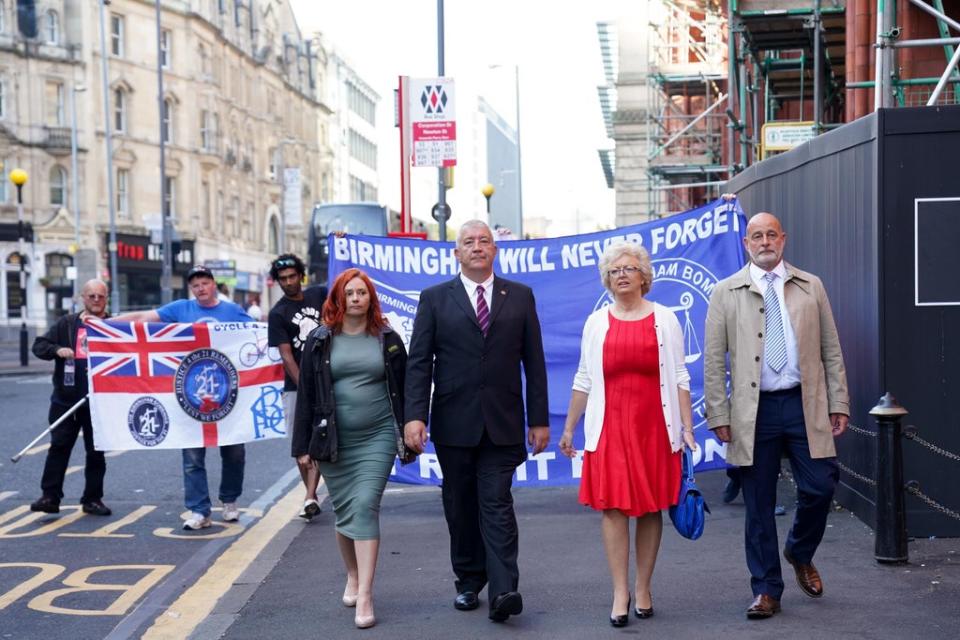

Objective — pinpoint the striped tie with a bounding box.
[476,285,490,337]
[763,272,788,373]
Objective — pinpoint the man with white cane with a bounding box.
[28,279,112,516]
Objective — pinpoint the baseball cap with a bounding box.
[186,265,215,281]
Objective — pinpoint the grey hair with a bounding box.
[598,241,653,295]
[457,219,495,245]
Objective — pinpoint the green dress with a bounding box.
[319,332,397,540]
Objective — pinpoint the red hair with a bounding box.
[322,268,388,335]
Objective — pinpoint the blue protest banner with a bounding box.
[328,198,747,486]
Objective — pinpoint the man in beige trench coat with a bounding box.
[704,211,849,620]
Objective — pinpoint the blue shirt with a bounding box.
[157,299,253,323]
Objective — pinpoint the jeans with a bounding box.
[181,444,245,517]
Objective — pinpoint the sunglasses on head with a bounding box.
[274,258,296,268]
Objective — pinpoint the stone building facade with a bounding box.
[0,0,332,331]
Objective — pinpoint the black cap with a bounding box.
[186,265,215,281]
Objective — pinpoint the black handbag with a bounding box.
[668,447,710,540]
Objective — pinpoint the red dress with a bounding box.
[579,312,681,516]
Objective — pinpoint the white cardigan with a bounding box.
[572,303,691,452]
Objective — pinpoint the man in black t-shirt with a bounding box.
[30,279,112,516]
[267,254,327,520]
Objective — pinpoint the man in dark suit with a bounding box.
[404,220,549,623]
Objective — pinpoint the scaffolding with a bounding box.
[646,0,729,217]
[726,0,848,171]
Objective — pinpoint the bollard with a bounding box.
[870,392,909,564]
[19,321,28,366]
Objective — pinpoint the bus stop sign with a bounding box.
[431,202,451,222]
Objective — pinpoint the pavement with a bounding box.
[0,337,53,377]
[199,471,959,640]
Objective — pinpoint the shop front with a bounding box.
[109,233,195,311]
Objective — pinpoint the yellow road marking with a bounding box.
[25,444,49,456]
[141,481,311,639]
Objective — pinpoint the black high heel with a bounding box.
[634,595,654,619]
[610,595,630,628]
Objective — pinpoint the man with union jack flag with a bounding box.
[116,265,253,530]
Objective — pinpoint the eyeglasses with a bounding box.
[273,257,297,268]
[607,266,641,278]
[85,294,106,300]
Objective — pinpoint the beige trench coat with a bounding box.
[704,262,849,466]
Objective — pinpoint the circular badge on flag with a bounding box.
[127,396,170,446]
[174,348,239,422]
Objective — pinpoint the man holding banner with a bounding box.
[116,265,254,530]
[404,220,549,624]
[29,279,112,516]
[705,211,849,619]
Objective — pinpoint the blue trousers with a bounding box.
[740,387,838,600]
[181,444,245,517]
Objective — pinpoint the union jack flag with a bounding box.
[86,319,212,393]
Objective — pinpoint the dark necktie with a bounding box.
[476,285,490,337]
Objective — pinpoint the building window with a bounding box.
[50,166,67,206]
[268,215,280,254]
[200,110,218,151]
[0,157,8,203]
[0,77,6,119]
[163,176,175,221]
[202,181,210,228]
[45,253,72,288]
[162,99,173,144]
[6,253,26,318]
[160,30,171,68]
[246,202,255,242]
[113,89,126,133]
[269,147,281,181]
[46,81,65,126]
[116,169,129,218]
[347,82,376,125]
[349,175,377,202]
[348,130,377,169]
[45,10,59,45]
[110,14,124,57]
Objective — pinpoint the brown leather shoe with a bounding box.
[746,594,781,619]
[784,549,824,598]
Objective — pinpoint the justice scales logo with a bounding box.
[594,257,719,428]
[174,349,239,422]
[127,396,170,446]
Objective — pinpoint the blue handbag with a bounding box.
[668,447,710,540]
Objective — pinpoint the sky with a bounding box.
[289,0,623,237]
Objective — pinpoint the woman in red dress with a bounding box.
[560,241,697,627]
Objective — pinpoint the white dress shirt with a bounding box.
[750,261,801,391]
[459,272,494,315]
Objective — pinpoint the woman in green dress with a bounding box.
[293,268,410,629]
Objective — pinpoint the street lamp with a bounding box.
[98,0,120,315]
[488,64,523,237]
[9,168,29,366]
[70,83,86,309]
[481,183,495,214]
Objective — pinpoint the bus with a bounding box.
[307,203,428,284]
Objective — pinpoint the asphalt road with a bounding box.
[2,374,959,639]
[0,373,301,639]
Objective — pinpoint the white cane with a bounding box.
[10,395,89,463]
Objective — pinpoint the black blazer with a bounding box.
[404,275,549,447]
